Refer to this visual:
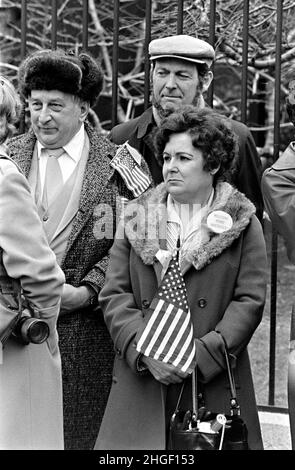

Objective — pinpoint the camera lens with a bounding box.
[20,318,50,344]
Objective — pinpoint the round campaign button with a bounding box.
[206,210,233,233]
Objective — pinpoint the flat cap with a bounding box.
[149,35,215,67]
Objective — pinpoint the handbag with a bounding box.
[168,334,249,450]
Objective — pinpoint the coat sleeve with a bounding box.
[262,161,295,264]
[78,183,134,294]
[0,160,65,317]
[196,215,267,383]
[99,222,146,373]
[80,254,110,293]
[230,121,264,222]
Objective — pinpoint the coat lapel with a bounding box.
[8,130,36,177]
[64,124,117,256]
[130,107,154,143]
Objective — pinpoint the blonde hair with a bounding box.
[0,75,22,144]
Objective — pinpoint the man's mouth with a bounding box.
[162,95,181,100]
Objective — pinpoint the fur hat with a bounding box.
[18,49,103,106]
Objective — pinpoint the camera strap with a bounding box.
[0,254,23,346]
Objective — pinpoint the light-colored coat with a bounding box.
[0,151,65,450]
[7,124,127,449]
[262,143,295,264]
[96,182,267,450]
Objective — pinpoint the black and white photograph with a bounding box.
[0,0,294,459]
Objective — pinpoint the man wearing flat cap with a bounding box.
[110,34,263,220]
[8,49,129,450]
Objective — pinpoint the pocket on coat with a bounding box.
[43,316,59,356]
[46,330,59,356]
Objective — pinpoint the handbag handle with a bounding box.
[216,331,241,416]
[172,333,241,418]
[173,367,198,414]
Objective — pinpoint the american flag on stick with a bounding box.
[136,256,196,374]
[110,142,151,197]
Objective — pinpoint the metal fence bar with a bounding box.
[268,0,283,407]
[176,0,183,35]
[207,0,216,108]
[288,305,295,449]
[82,0,89,51]
[19,0,27,134]
[241,0,249,124]
[51,0,58,50]
[111,0,120,127]
[144,0,152,109]
[258,404,289,414]
[269,228,278,405]
[20,0,27,60]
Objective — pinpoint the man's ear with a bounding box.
[202,71,213,93]
[80,101,90,122]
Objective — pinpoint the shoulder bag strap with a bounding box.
[171,366,198,417]
[216,331,241,416]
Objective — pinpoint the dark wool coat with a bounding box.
[109,106,264,221]
[95,182,267,450]
[8,123,124,450]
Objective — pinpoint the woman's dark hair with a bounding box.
[154,105,238,184]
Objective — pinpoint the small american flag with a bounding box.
[110,142,151,197]
[136,256,196,374]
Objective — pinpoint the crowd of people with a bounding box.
[0,33,293,451]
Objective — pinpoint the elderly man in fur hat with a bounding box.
[7,49,130,450]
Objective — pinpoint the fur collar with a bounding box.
[123,182,256,271]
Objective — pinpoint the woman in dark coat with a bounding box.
[95,106,267,450]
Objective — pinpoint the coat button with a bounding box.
[116,348,121,356]
[142,299,150,309]
[198,298,207,308]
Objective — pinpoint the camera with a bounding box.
[12,312,50,345]
[1,309,50,346]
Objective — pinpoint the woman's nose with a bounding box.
[167,159,179,172]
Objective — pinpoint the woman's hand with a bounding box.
[141,355,189,385]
